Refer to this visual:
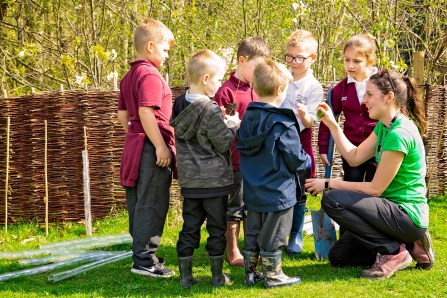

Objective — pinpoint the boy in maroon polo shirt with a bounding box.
[214,37,271,267]
[117,18,176,278]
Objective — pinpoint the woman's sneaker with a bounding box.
[131,263,175,278]
[410,230,435,270]
[361,244,412,279]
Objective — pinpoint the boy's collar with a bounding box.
[229,72,251,88]
[185,90,210,103]
[130,60,156,68]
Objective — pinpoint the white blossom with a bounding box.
[106,71,118,81]
[292,3,299,11]
[110,49,117,61]
[293,18,298,23]
[390,60,399,70]
[75,74,84,85]
[18,51,25,57]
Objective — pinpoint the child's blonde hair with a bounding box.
[187,49,227,85]
[287,29,318,53]
[253,59,292,97]
[343,34,376,62]
[134,18,175,53]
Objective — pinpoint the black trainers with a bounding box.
[131,263,175,278]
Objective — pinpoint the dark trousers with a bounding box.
[297,169,310,205]
[339,156,376,236]
[341,156,376,183]
[244,207,293,253]
[328,231,376,267]
[226,170,246,221]
[177,195,228,257]
[125,139,172,267]
[322,190,426,255]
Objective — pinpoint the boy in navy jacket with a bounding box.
[236,59,311,288]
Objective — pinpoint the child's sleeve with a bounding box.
[139,74,164,108]
[118,85,127,110]
[206,105,237,153]
[306,84,324,121]
[317,83,343,154]
[214,87,232,108]
[277,124,311,173]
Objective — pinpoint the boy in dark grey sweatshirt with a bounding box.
[170,49,240,288]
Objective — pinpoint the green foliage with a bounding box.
[0,0,446,96]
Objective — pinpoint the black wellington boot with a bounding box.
[178,256,200,288]
[209,255,231,287]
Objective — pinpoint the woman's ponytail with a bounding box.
[403,75,427,137]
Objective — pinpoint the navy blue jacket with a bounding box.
[236,102,311,212]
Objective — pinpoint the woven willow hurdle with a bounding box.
[0,85,444,224]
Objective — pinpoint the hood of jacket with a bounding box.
[170,97,215,141]
[237,102,300,155]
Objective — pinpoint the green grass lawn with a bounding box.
[0,195,446,298]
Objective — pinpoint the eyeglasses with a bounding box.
[386,71,395,90]
[285,54,312,64]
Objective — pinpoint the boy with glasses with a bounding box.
[280,29,323,255]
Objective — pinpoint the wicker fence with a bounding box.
[0,85,445,224]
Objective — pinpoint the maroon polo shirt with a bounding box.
[214,72,258,171]
[318,77,378,154]
[118,60,175,186]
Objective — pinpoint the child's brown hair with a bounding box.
[343,34,376,62]
[237,37,271,61]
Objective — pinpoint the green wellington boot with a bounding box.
[243,250,264,286]
[260,251,301,288]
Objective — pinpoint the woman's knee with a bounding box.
[321,192,338,214]
[328,248,344,267]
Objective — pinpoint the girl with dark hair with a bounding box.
[305,70,434,279]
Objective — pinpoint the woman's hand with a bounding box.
[317,103,337,128]
[305,178,325,196]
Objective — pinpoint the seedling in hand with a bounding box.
[316,103,329,119]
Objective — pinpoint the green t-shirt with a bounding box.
[374,116,428,228]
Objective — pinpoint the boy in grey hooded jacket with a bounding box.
[170,50,240,288]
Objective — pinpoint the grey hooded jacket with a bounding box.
[170,94,237,189]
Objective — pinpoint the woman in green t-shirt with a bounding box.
[305,70,435,280]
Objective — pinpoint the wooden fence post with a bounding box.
[44,120,49,235]
[413,51,425,105]
[4,116,10,233]
[82,126,92,236]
